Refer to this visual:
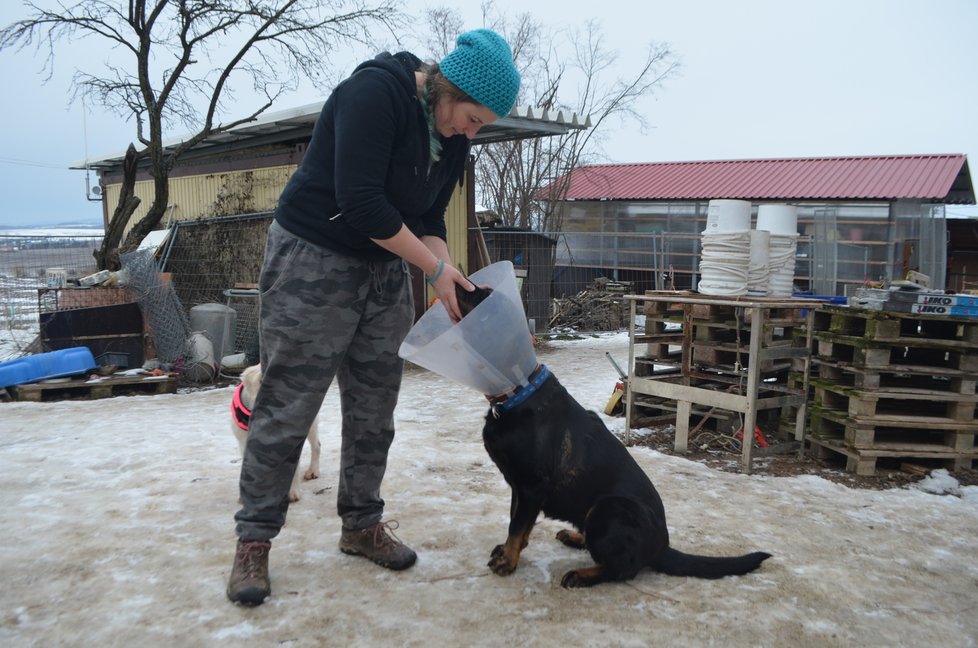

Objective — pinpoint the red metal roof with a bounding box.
[555,154,975,204]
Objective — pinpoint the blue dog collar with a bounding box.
[490,364,550,415]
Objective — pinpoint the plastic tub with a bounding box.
[398,260,537,395]
[756,204,798,236]
[183,332,217,383]
[747,229,771,296]
[704,199,751,234]
[0,347,97,389]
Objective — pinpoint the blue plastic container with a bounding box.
[0,347,97,389]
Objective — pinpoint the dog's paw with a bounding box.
[560,569,595,588]
[302,468,319,481]
[288,490,300,503]
[488,544,517,575]
[556,529,586,549]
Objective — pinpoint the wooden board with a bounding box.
[10,374,178,402]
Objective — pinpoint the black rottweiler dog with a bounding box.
[456,283,771,588]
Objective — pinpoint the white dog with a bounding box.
[231,363,321,502]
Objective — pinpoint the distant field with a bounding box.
[0,246,100,280]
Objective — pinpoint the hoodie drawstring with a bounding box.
[368,262,383,295]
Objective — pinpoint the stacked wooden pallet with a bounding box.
[635,291,689,376]
[808,305,978,475]
[9,374,178,402]
[688,302,806,373]
[632,292,809,433]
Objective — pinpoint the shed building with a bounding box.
[548,154,975,295]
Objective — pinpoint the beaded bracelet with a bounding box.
[425,258,445,285]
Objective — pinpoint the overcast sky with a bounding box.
[1,0,976,226]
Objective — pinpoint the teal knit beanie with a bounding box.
[440,29,521,119]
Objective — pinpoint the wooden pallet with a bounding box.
[642,293,808,371]
[812,306,978,372]
[812,380,976,421]
[688,302,806,327]
[633,355,682,377]
[642,291,694,317]
[636,329,684,363]
[806,305,978,475]
[813,305,978,343]
[692,341,796,373]
[811,404,978,441]
[808,436,978,476]
[814,358,978,394]
[814,336,978,371]
[808,405,977,474]
[10,374,178,402]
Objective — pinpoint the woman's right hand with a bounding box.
[429,262,470,323]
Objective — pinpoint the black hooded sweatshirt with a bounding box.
[274,51,471,260]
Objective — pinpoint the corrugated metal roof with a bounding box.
[556,154,975,204]
[74,104,591,171]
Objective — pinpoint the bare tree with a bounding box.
[420,7,463,59]
[535,22,678,233]
[1,0,401,269]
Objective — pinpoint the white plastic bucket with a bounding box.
[705,199,751,234]
[183,331,217,383]
[398,260,537,395]
[767,233,799,297]
[747,229,771,296]
[756,204,798,236]
[698,231,750,296]
[190,303,237,362]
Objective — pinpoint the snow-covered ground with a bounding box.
[1,333,976,647]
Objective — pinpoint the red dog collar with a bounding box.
[231,383,252,431]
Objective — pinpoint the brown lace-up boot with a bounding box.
[338,520,417,570]
[226,539,271,605]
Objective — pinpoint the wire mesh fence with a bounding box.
[160,213,271,368]
[0,234,103,359]
[1,217,845,366]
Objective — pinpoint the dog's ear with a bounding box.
[455,282,493,318]
[241,364,262,393]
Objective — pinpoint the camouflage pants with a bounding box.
[234,220,414,541]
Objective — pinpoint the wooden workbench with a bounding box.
[623,292,819,474]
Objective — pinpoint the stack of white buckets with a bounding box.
[697,199,798,298]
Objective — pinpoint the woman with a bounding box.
[227,29,521,606]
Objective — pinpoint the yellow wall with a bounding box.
[104,165,298,235]
[444,179,469,271]
[104,164,470,272]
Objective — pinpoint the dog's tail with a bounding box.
[654,547,771,579]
